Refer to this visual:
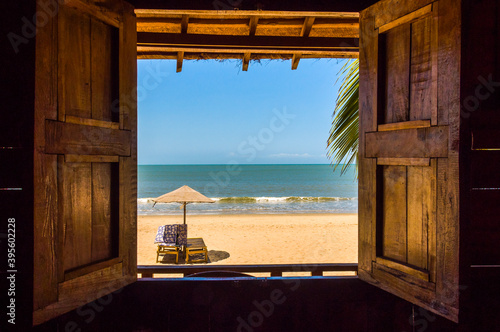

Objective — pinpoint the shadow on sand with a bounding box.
[158,250,230,265]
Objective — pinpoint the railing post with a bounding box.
[311,270,323,277]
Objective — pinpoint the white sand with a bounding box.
[138,214,358,265]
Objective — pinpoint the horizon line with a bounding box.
[138,163,357,166]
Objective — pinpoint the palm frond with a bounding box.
[327,59,359,178]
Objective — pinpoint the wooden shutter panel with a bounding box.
[33,0,137,325]
[358,0,461,322]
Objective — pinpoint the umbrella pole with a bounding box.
[183,204,186,225]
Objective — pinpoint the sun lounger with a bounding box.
[185,237,208,263]
[154,224,182,263]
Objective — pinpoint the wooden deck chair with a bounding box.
[154,225,180,263]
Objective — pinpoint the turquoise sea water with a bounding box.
[138,164,358,215]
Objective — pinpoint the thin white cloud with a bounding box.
[269,153,313,158]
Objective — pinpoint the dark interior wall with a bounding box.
[459,1,500,329]
[130,0,379,12]
[0,2,36,331]
[460,0,500,264]
[34,278,459,332]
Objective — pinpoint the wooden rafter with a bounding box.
[176,51,184,72]
[248,16,259,36]
[301,17,315,37]
[181,14,189,33]
[291,53,301,70]
[242,52,251,71]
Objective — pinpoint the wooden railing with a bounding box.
[137,263,358,278]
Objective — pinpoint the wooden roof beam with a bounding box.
[242,52,251,71]
[135,9,360,20]
[137,32,359,51]
[137,51,358,60]
[301,17,315,37]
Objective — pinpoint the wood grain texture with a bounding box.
[378,119,430,131]
[381,165,407,262]
[91,163,114,262]
[64,257,122,281]
[365,126,448,158]
[119,3,138,279]
[372,262,435,291]
[359,0,461,323]
[434,0,461,314]
[430,3,439,126]
[407,166,431,269]
[45,120,131,156]
[242,52,250,71]
[377,157,430,166]
[358,7,378,276]
[33,263,132,326]
[378,3,432,33]
[136,16,359,39]
[135,10,360,19]
[428,158,437,283]
[119,5,137,131]
[58,5,91,120]
[33,2,137,325]
[291,53,301,70]
[33,0,59,311]
[65,115,120,129]
[248,16,258,35]
[375,257,429,281]
[91,18,115,122]
[301,17,315,37]
[61,162,93,272]
[372,0,434,29]
[65,154,119,163]
[176,51,184,72]
[383,23,410,123]
[410,15,432,121]
[64,0,122,28]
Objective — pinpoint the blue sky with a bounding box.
[137,58,346,165]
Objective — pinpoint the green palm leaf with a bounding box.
[327,59,359,177]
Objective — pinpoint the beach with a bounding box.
[138,213,358,265]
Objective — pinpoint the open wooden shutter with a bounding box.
[358,0,461,322]
[33,0,137,325]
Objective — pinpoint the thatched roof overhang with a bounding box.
[135,10,359,71]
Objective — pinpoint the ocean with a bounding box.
[138,164,358,215]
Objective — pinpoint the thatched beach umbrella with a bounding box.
[152,185,215,224]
